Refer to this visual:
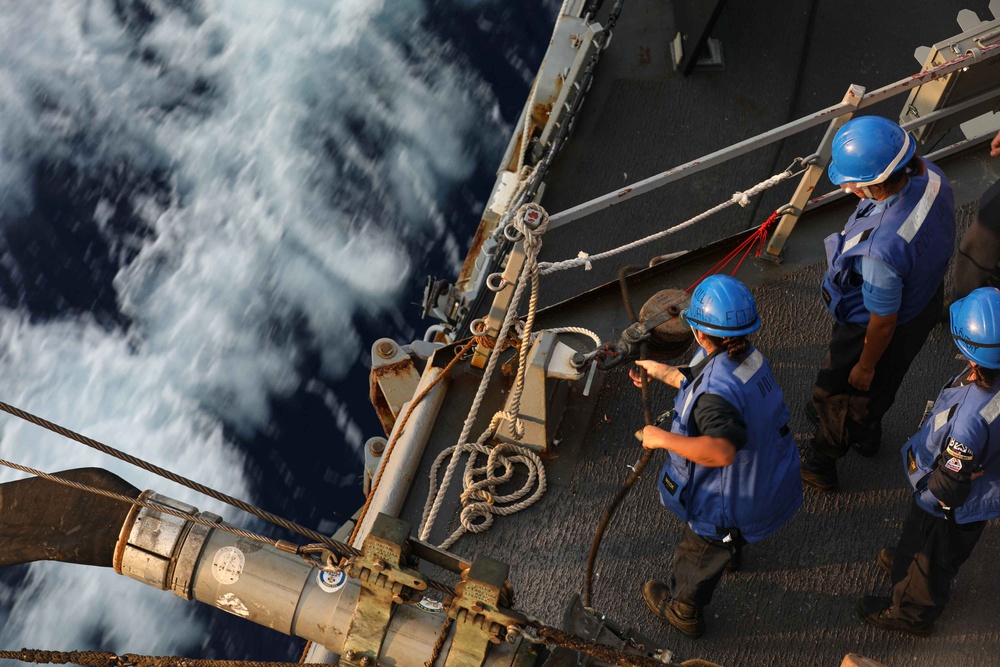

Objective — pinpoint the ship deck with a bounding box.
[397,1,1000,665]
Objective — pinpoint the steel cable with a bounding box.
[0,400,352,558]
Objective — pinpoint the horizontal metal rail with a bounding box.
[546,39,1000,230]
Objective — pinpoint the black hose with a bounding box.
[583,268,656,606]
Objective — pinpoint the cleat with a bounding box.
[857,595,933,637]
[642,579,705,639]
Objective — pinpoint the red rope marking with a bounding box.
[684,210,782,293]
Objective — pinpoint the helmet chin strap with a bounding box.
[861,185,875,200]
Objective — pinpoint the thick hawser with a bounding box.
[3,1,1000,667]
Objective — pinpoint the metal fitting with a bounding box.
[376,341,396,359]
[369,439,385,457]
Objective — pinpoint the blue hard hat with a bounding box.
[827,116,915,187]
[950,287,1000,369]
[683,275,761,337]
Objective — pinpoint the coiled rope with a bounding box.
[430,442,547,550]
[418,203,550,545]
[538,163,801,275]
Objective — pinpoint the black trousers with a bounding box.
[667,524,741,609]
[810,284,943,459]
[890,497,985,624]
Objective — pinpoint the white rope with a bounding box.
[537,168,795,275]
[540,326,602,349]
[418,203,550,542]
[427,442,547,551]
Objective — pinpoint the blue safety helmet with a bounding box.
[950,287,1000,369]
[683,275,761,338]
[827,116,916,187]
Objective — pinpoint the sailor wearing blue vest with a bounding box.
[800,116,955,492]
[630,275,802,639]
[859,287,1000,636]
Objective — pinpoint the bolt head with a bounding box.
[344,650,356,660]
[376,341,395,359]
[369,439,386,456]
[360,657,373,667]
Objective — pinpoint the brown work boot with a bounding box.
[857,595,933,637]
[800,442,838,492]
[877,547,895,575]
[642,579,705,639]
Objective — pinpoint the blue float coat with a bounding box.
[903,372,1000,523]
[821,161,955,326]
[657,347,803,543]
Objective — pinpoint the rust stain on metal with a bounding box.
[457,217,493,287]
[532,101,554,125]
[369,372,395,437]
[617,188,633,197]
[373,359,416,380]
[369,359,419,436]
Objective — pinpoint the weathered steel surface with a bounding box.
[397,1,1000,665]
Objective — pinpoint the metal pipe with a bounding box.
[352,356,451,545]
[116,492,532,665]
[546,40,1000,230]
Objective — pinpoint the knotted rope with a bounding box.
[418,203,550,544]
[538,165,798,274]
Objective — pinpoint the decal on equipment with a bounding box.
[212,546,245,585]
[416,596,446,614]
[317,569,347,593]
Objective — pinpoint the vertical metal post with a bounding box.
[763,84,865,260]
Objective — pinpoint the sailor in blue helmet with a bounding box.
[859,287,1000,636]
[800,115,955,492]
[629,275,802,639]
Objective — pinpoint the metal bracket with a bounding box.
[763,84,865,260]
[342,514,428,667]
[445,556,525,667]
[369,338,421,436]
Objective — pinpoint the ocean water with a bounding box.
[0,0,556,661]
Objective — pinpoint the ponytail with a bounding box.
[970,364,999,390]
[703,334,750,362]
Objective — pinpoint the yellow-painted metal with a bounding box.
[764,84,865,260]
[471,243,526,369]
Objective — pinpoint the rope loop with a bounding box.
[428,442,546,550]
